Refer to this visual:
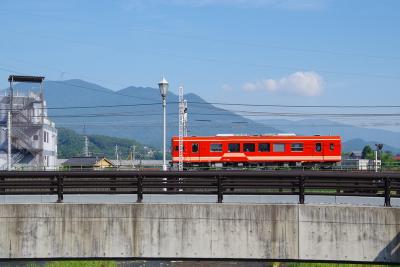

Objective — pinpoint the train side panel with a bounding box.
[171,135,341,167]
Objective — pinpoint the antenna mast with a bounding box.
[183,99,188,137]
[178,86,185,171]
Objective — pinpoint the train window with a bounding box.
[244,143,255,152]
[315,143,322,152]
[210,143,222,152]
[330,143,335,151]
[192,143,199,153]
[175,145,185,152]
[259,143,270,152]
[291,143,304,152]
[273,143,285,152]
[228,143,240,152]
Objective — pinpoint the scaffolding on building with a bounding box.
[4,75,57,170]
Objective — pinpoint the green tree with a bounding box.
[381,151,395,165]
[361,145,373,159]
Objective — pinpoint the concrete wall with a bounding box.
[0,203,398,263]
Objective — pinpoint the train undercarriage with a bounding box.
[170,161,338,170]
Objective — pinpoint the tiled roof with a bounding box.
[63,156,113,167]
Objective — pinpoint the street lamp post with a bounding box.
[158,77,169,171]
[375,144,383,172]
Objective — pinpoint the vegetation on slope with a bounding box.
[57,127,162,160]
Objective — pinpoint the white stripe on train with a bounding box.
[172,156,341,162]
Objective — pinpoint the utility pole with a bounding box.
[178,86,185,171]
[115,145,119,168]
[131,145,136,169]
[7,77,13,171]
[7,111,11,171]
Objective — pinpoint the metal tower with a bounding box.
[83,125,89,157]
[183,99,188,137]
[178,86,187,171]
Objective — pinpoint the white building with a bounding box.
[0,76,57,170]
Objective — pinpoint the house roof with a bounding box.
[350,151,362,157]
[8,75,45,83]
[63,156,114,167]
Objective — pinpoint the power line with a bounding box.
[0,65,161,103]
[131,27,400,62]
[190,101,400,109]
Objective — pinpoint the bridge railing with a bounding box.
[0,170,398,206]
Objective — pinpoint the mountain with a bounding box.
[342,138,400,154]
[5,79,279,148]
[58,127,161,159]
[256,119,400,152]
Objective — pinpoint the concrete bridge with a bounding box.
[0,203,399,263]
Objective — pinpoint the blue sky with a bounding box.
[0,0,399,129]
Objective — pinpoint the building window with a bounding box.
[43,131,50,143]
[291,143,304,152]
[273,143,285,152]
[258,143,270,152]
[315,143,322,152]
[210,143,222,152]
[243,143,255,152]
[330,143,335,151]
[228,143,240,152]
[192,143,199,153]
[33,135,38,141]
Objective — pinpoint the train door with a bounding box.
[314,141,324,161]
[191,142,200,163]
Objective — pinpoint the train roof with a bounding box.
[172,135,341,140]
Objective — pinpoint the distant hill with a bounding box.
[58,127,162,159]
[342,138,400,154]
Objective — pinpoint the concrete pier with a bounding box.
[0,203,399,263]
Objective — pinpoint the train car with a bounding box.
[171,134,341,169]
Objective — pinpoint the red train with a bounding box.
[171,134,341,169]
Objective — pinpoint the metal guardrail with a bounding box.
[0,170,398,206]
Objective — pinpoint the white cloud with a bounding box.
[242,71,324,96]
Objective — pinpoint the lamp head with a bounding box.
[158,77,169,98]
[375,144,384,151]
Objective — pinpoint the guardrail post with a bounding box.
[137,175,143,203]
[217,175,223,203]
[384,177,391,207]
[0,176,4,193]
[57,176,63,203]
[299,176,305,204]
